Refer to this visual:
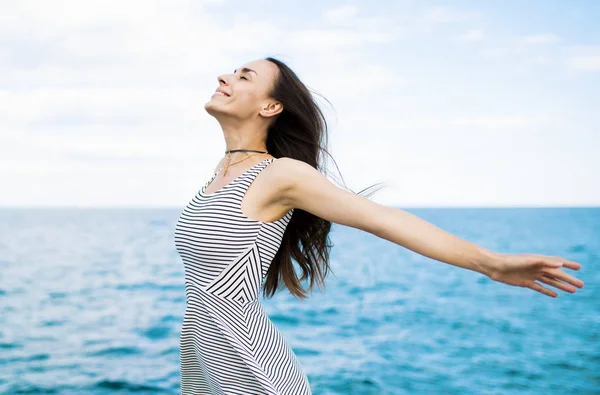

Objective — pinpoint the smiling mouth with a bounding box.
[213,91,229,97]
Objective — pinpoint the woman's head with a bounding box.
[204,59,284,126]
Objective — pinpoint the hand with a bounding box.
[489,253,584,298]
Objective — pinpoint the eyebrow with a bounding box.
[233,67,258,76]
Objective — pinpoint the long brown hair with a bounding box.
[262,56,386,300]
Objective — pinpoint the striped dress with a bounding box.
[174,157,312,395]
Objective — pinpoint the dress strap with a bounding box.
[201,158,276,197]
[235,158,277,194]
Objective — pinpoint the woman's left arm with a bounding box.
[281,159,584,298]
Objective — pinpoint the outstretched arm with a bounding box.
[281,158,584,298]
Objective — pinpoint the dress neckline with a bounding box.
[200,158,274,197]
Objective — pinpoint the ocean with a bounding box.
[0,207,598,394]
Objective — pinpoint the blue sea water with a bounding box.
[0,207,598,395]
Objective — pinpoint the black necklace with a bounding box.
[225,149,268,154]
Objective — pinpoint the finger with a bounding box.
[544,267,585,288]
[560,259,581,270]
[529,281,558,298]
[539,275,577,293]
[551,257,581,271]
[546,260,563,268]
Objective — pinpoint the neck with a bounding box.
[218,118,269,161]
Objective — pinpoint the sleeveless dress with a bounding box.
[174,157,312,395]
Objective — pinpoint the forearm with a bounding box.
[375,206,499,277]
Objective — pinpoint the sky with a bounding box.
[1,0,599,208]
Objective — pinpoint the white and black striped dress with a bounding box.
[174,158,311,395]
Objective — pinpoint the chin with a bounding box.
[205,102,231,120]
[204,100,220,114]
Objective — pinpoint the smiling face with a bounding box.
[204,59,283,123]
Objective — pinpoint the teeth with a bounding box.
[215,91,226,96]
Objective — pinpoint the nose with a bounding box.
[217,74,230,86]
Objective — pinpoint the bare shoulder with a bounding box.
[271,156,316,191]
[273,157,316,176]
[273,156,333,203]
[264,157,317,207]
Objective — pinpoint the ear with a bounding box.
[259,100,284,118]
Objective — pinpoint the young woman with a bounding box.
[173,57,584,394]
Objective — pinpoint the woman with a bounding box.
[173,57,584,394]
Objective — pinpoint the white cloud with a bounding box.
[287,28,395,52]
[414,6,484,38]
[566,45,600,71]
[323,5,359,24]
[569,55,600,70]
[422,6,481,25]
[483,33,559,61]
[519,33,559,45]
[343,113,552,134]
[458,29,485,42]
[450,114,552,129]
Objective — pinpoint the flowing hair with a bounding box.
[261,56,386,300]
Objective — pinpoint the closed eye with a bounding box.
[240,76,248,80]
